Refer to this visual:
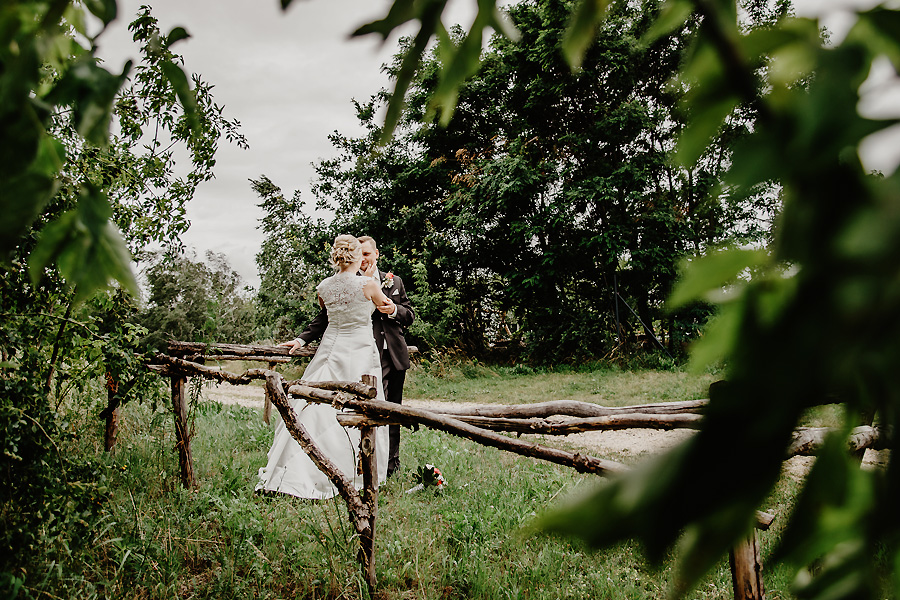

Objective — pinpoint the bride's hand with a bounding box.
[277,339,306,355]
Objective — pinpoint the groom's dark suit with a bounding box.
[296,270,415,476]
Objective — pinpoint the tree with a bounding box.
[310,0,777,361]
[0,0,209,299]
[252,175,332,341]
[139,250,257,350]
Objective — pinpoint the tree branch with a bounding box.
[263,371,371,531]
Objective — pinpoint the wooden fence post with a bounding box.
[171,374,198,489]
[730,529,766,600]
[263,361,276,425]
[358,374,379,592]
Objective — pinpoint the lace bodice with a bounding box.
[316,272,374,328]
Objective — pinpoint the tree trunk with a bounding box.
[105,405,120,452]
[104,376,120,451]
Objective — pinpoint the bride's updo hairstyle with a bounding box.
[330,234,361,269]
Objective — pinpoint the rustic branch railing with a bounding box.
[141,342,891,599]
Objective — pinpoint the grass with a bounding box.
[19,361,815,599]
[405,361,719,407]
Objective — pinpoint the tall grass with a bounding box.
[19,363,812,599]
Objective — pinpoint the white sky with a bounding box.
[95,0,900,289]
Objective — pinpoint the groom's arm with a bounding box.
[388,276,414,329]
[297,307,329,344]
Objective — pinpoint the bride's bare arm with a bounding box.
[363,279,390,307]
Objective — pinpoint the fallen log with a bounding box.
[167,341,315,358]
[285,391,631,477]
[336,412,703,434]
[787,425,891,457]
[150,353,269,385]
[404,398,708,418]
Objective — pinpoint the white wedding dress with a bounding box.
[256,272,389,499]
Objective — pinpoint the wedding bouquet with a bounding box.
[404,463,446,494]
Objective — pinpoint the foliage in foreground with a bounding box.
[534,3,900,599]
[0,4,246,594]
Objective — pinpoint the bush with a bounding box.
[0,373,112,589]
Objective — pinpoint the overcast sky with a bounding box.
[96,0,451,289]
[94,0,900,289]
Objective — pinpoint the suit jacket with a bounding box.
[297,270,415,371]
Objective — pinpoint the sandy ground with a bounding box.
[200,383,887,478]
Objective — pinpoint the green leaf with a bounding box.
[0,173,58,255]
[160,60,200,133]
[28,186,138,302]
[82,0,117,26]
[431,31,482,125]
[562,0,612,69]
[851,8,900,72]
[28,210,80,283]
[352,0,419,39]
[429,0,517,126]
[0,99,49,178]
[675,502,758,595]
[668,248,766,309]
[48,59,132,146]
[377,0,445,144]
[166,26,191,46]
[675,91,738,165]
[0,136,65,256]
[749,31,817,86]
[686,301,741,372]
[640,0,693,46]
[63,3,89,38]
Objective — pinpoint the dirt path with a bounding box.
[201,384,886,477]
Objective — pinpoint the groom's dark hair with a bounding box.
[357,235,377,250]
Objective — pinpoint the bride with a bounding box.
[256,235,391,499]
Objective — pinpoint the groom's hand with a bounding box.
[376,298,396,315]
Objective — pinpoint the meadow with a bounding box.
[29,360,826,599]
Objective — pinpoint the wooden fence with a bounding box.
[138,342,889,600]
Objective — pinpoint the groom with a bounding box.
[286,235,415,478]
